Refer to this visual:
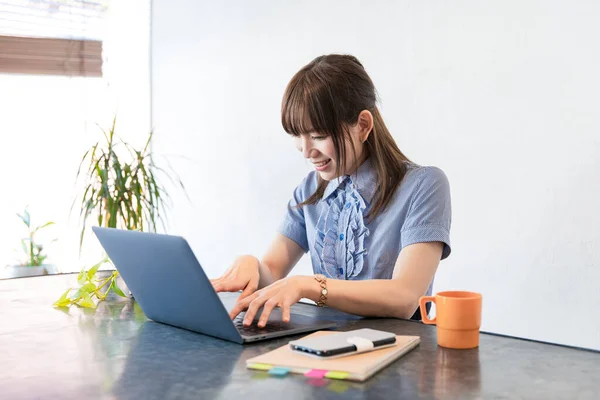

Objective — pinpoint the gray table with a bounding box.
[1,273,598,400]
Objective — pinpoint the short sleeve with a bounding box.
[277,176,312,253]
[400,167,452,259]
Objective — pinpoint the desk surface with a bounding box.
[1,273,598,400]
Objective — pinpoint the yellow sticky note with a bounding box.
[324,371,350,380]
[248,363,273,371]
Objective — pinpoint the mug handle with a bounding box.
[419,296,436,324]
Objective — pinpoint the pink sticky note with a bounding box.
[305,369,328,379]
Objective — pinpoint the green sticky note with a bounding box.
[325,371,350,380]
[248,363,273,371]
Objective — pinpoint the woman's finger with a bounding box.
[257,298,279,328]
[210,277,223,291]
[209,275,226,285]
[229,292,256,319]
[281,299,292,323]
[217,267,235,282]
[216,275,252,293]
[243,292,269,326]
[212,278,226,292]
[239,274,259,300]
[210,266,235,287]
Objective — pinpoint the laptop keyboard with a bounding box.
[233,315,294,335]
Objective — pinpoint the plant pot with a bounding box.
[44,264,59,274]
[4,264,52,278]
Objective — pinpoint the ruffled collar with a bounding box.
[322,157,378,204]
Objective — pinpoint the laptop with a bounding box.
[92,227,337,344]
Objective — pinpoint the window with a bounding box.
[0,1,150,276]
[0,0,106,76]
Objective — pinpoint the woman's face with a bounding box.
[294,123,366,181]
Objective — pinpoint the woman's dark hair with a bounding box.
[281,54,411,220]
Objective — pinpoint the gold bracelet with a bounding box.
[314,274,328,307]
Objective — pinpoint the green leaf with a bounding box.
[75,147,92,180]
[68,283,96,302]
[58,288,71,301]
[111,283,127,298]
[77,292,96,308]
[77,267,87,285]
[33,221,55,233]
[87,260,102,280]
[142,130,153,154]
[17,209,31,228]
[20,239,28,258]
[53,288,72,307]
[53,298,72,308]
[36,254,47,265]
[70,288,83,300]
[80,282,97,294]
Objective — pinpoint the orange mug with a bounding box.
[419,291,482,349]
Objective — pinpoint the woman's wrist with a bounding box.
[295,275,323,301]
[257,260,275,289]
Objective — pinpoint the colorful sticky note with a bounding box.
[305,369,328,378]
[268,367,291,377]
[324,371,350,380]
[247,363,273,371]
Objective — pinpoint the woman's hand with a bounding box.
[210,255,260,300]
[229,276,312,328]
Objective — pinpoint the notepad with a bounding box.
[247,330,420,382]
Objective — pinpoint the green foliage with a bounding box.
[54,116,185,308]
[17,207,55,267]
[53,258,127,308]
[74,116,184,248]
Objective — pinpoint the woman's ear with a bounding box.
[357,110,374,143]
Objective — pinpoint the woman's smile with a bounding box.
[313,158,331,171]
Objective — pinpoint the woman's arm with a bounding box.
[257,233,305,288]
[211,233,304,298]
[231,241,444,326]
[306,242,443,319]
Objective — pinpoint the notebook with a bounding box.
[246,330,420,382]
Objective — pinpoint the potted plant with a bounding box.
[54,116,185,308]
[6,208,56,278]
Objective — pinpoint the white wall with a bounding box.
[151,0,600,350]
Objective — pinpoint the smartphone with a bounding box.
[289,328,397,359]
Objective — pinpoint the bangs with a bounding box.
[281,69,337,137]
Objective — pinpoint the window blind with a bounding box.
[0,0,107,77]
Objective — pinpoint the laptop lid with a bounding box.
[92,227,245,344]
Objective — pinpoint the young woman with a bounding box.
[211,54,451,328]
